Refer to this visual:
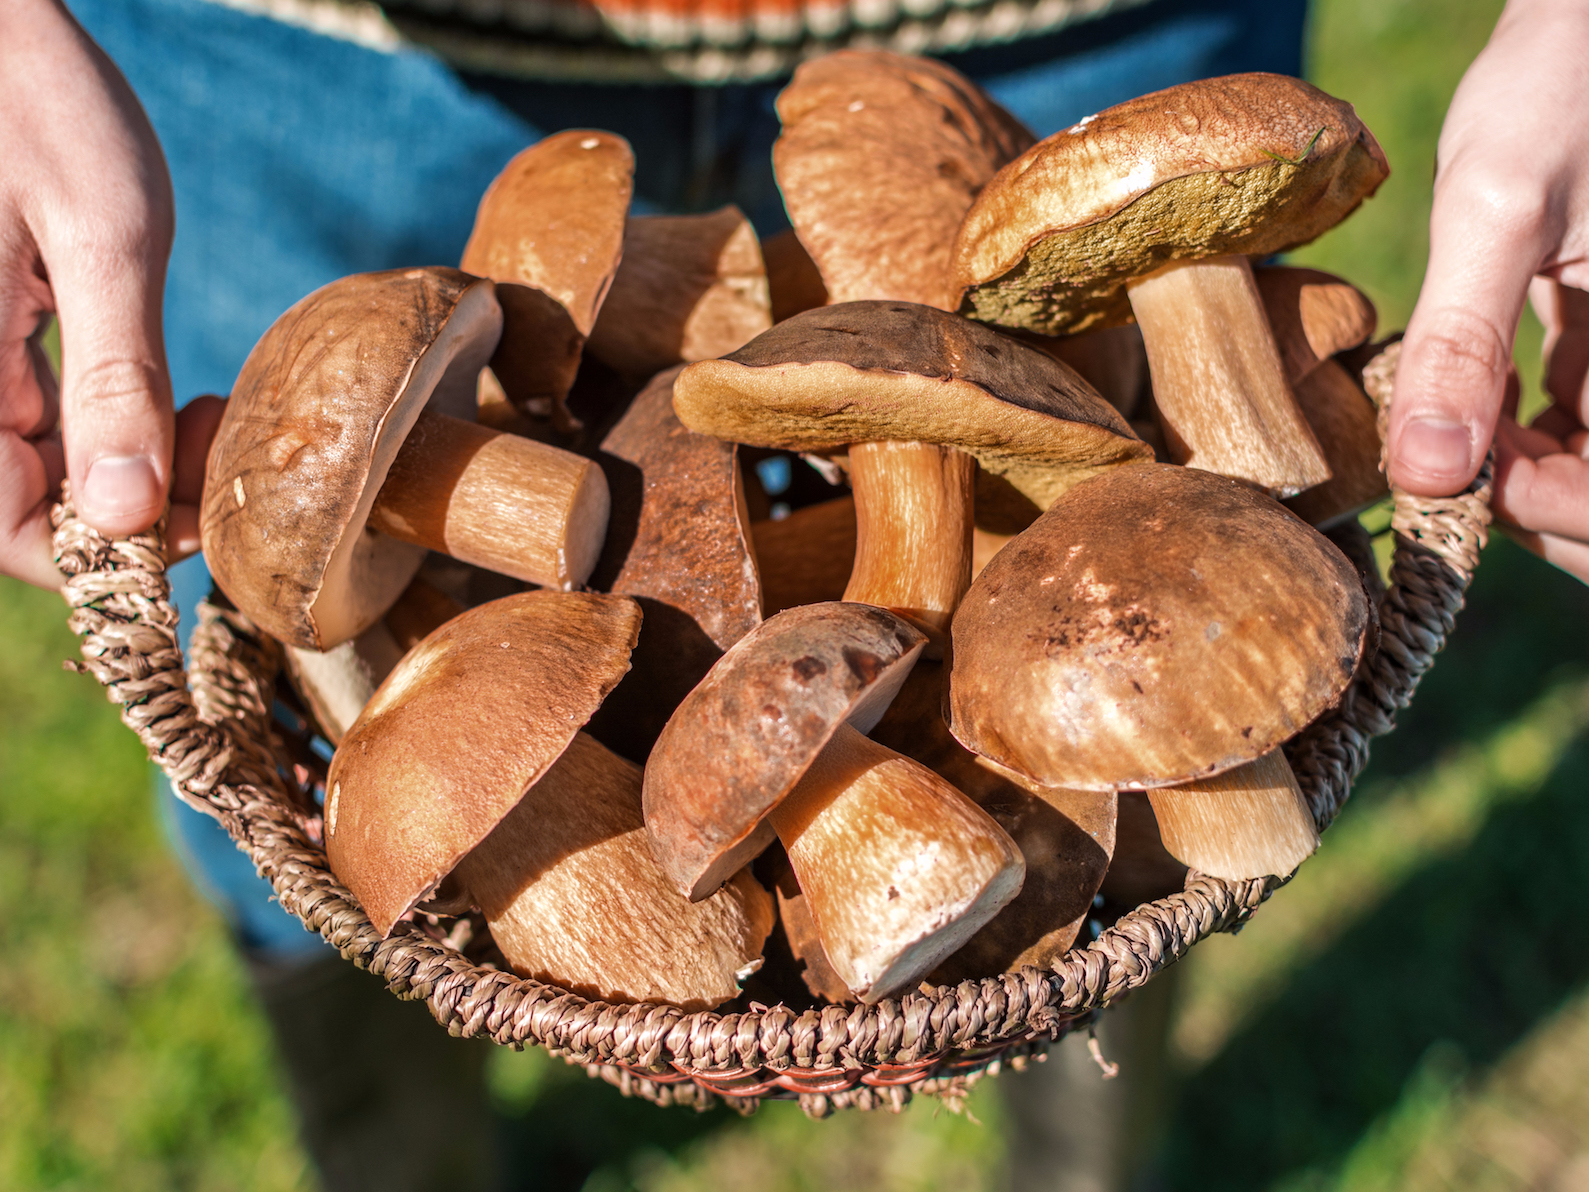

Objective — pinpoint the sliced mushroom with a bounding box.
[951,74,1389,497]
[585,207,771,379]
[460,131,633,427]
[201,268,609,649]
[644,602,1024,1003]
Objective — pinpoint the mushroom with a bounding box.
[1146,748,1318,881]
[867,659,1116,982]
[672,301,1149,640]
[326,589,772,1009]
[950,74,1389,497]
[582,366,763,760]
[584,207,772,380]
[773,48,1033,312]
[768,53,1034,641]
[949,462,1370,879]
[200,267,610,650]
[1249,266,1386,526]
[284,575,463,745]
[644,602,1025,1003]
[460,131,633,427]
[761,229,828,322]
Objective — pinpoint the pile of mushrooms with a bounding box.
[196,53,1394,1012]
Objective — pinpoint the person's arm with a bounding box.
[1,0,175,589]
[1388,0,1589,580]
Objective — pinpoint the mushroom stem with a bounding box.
[1144,749,1319,880]
[455,731,773,1010]
[768,721,1024,1003]
[367,406,610,590]
[1126,255,1331,498]
[843,441,974,639]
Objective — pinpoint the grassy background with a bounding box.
[5,0,1587,1188]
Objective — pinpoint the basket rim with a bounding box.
[52,450,1493,1112]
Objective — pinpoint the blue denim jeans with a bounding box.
[70,0,1305,960]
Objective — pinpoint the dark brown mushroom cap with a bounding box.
[948,463,1371,789]
[673,301,1151,511]
[773,49,1034,310]
[460,130,633,419]
[324,589,642,937]
[950,73,1389,334]
[201,267,499,650]
[644,601,926,902]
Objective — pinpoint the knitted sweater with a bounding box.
[213,0,1142,82]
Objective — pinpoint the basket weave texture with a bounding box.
[52,451,1491,1116]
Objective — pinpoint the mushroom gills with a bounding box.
[1145,748,1319,880]
[770,721,1024,1003]
[454,732,774,1010]
[1128,255,1331,498]
[367,405,610,590]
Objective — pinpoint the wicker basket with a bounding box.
[51,449,1491,1117]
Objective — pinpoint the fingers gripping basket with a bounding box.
[51,452,1492,1116]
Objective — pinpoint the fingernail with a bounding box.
[1396,417,1473,480]
[81,455,162,523]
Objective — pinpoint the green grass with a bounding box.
[6,0,1588,1189]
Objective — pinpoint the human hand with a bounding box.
[1386,0,1589,581]
[2,0,175,589]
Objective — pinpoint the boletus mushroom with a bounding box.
[200,267,610,650]
[585,207,772,380]
[950,74,1389,497]
[672,302,1149,640]
[460,130,632,428]
[949,462,1371,879]
[326,589,772,1009]
[644,601,1024,1003]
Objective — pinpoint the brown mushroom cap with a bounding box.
[673,301,1151,512]
[585,207,772,379]
[1254,265,1378,383]
[948,462,1371,790]
[583,366,763,760]
[325,589,641,936]
[950,73,1389,335]
[643,601,926,901]
[201,267,498,650]
[774,49,1034,310]
[460,130,633,422]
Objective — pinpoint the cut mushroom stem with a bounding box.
[1145,749,1319,880]
[367,405,610,590]
[1126,255,1331,498]
[769,721,1023,1002]
[843,441,974,640]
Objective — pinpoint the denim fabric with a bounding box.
[69,0,1304,960]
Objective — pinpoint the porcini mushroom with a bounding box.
[868,659,1116,981]
[672,302,1149,639]
[200,267,610,650]
[950,74,1389,497]
[770,54,1034,639]
[460,131,633,427]
[644,601,1024,1003]
[949,462,1369,879]
[326,589,772,1009]
[582,366,762,760]
[585,207,772,379]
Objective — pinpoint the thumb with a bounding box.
[1388,175,1550,497]
[52,237,174,537]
